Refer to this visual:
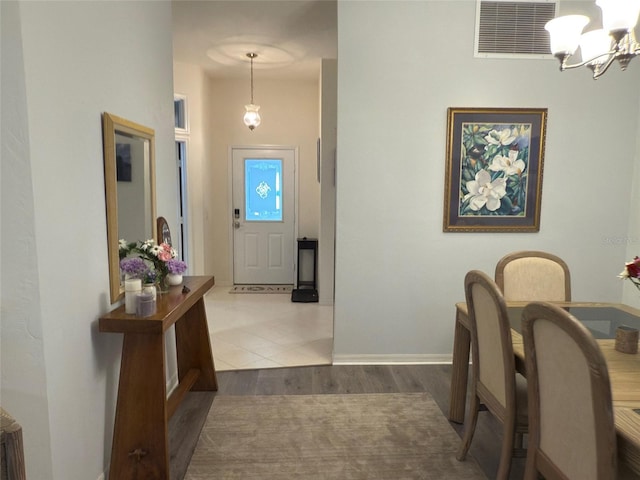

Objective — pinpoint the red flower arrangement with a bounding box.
[619,256,640,290]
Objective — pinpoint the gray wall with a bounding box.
[334,0,640,362]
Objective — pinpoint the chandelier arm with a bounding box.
[591,53,619,79]
[556,50,617,71]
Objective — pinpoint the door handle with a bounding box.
[234,221,240,229]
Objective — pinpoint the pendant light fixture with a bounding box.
[243,52,261,130]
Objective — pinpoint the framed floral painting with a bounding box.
[443,107,547,232]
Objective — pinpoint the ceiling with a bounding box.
[171,0,338,80]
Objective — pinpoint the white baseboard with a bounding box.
[332,353,453,365]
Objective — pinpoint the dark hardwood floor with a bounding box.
[168,364,526,479]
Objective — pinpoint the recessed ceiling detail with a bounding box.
[206,37,302,70]
[172,0,337,80]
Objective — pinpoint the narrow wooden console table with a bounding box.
[100,275,217,480]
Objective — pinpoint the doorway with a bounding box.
[231,146,296,285]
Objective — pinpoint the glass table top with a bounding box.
[507,306,640,339]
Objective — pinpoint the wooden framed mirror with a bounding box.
[102,112,157,304]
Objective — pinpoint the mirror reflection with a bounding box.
[115,132,153,242]
[102,112,157,304]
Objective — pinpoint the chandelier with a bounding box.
[243,52,261,130]
[544,0,640,79]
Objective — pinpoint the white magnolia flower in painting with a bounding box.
[484,128,516,147]
[488,149,526,176]
[464,169,507,211]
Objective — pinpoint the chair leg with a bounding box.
[456,394,480,461]
[496,417,515,480]
[514,432,523,449]
[523,448,538,480]
[513,431,527,457]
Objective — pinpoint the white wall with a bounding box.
[206,77,320,285]
[623,92,640,307]
[174,62,209,275]
[334,0,640,362]
[1,4,52,477]
[1,2,176,478]
[319,59,338,305]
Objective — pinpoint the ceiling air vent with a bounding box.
[475,0,556,59]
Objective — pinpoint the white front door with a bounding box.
[232,147,296,284]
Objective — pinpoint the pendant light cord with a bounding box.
[248,52,256,104]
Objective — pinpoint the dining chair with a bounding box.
[494,250,571,302]
[456,270,528,480]
[521,301,617,480]
[0,407,26,480]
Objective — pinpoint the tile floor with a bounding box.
[204,285,334,371]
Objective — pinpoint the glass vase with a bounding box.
[142,283,157,301]
[156,275,169,294]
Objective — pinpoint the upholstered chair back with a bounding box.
[469,279,510,408]
[495,251,571,302]
[457,270,527,480]
[521,302,616,480]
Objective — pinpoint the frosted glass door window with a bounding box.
[245,159,282,222]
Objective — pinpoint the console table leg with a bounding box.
[109,333,169,480]
[175,298,218,391]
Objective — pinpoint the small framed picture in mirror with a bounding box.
[116,143,132,182]
[157,216,171,246]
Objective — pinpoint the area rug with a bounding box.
[229,285,293,294]
[184,393,487,479]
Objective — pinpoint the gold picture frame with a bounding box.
[443,107,547,232]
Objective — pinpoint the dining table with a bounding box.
[448,301,640,475]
